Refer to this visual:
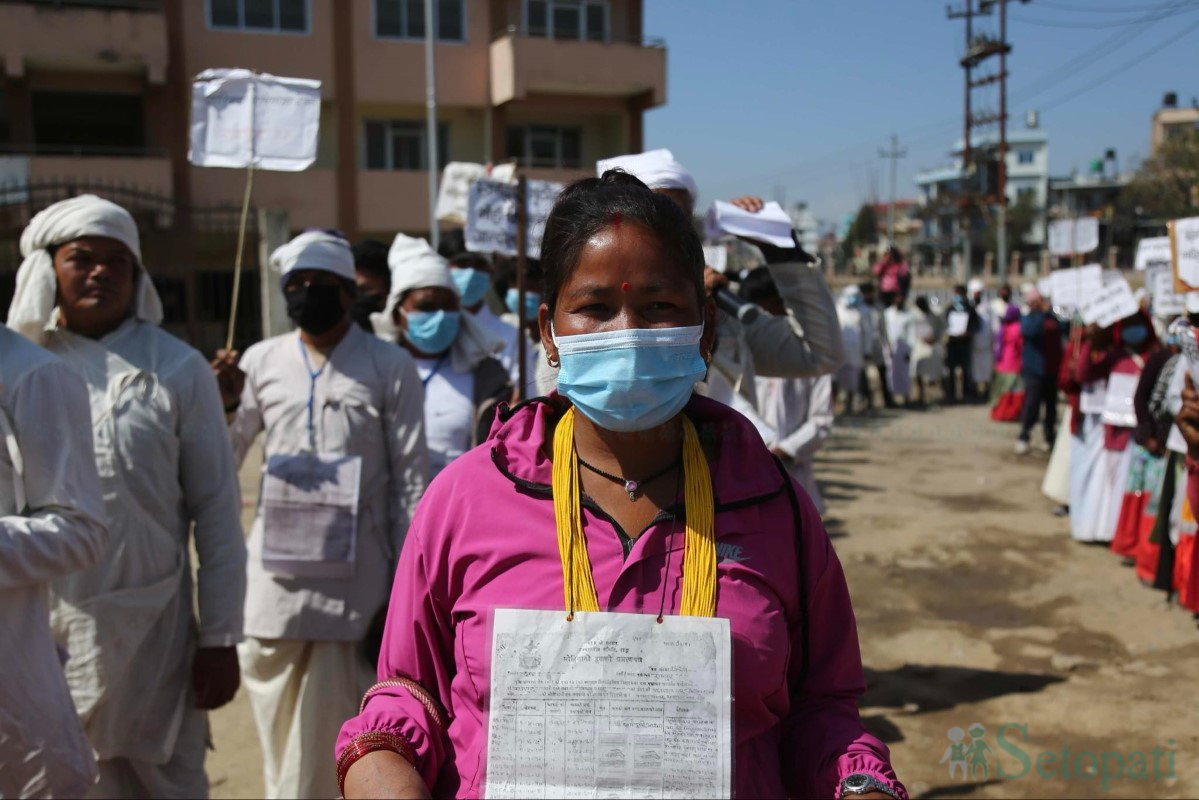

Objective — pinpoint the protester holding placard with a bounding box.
[336,173,904,800]
[214,231,428,799]
[968,280,996,398]
[1014,290,1063,455]
[0,326,108,800]
[8,195,247,798]
[495,256,559,397]
[943,285,981,404]
[387,235,511,480]
[594,150,846,424]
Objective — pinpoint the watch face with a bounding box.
[844,774,870,791]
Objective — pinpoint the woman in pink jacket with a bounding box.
[336,172,905,800]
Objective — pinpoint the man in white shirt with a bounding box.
[215,231,428,799]
[8,194,246,799]
[448,251,529,392]
[0,326,108,799]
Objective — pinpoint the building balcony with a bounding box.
[0,0,168,83]
[0,146,173,196]
[490,27,666,108]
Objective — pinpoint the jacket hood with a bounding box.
[487,393,787,509]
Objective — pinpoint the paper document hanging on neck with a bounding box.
[189,69,322,171]
[1171,217,1199,293]
[465,178,563,259]
[704,201,794,248]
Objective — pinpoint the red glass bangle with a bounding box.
[336,730,416,797]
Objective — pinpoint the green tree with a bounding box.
[1122,129,1199,220]
[982,191,1038,255]
[840,203,879,262]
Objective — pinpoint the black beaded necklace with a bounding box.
[576,453,682,502]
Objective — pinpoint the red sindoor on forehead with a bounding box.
[610,212,622,229]
[621,281,631,292]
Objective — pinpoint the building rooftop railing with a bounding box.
[492,24,665,48]
[0,144,170,158]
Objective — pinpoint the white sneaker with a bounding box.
[1035,440,1052,454]
[1014,440,1030,455]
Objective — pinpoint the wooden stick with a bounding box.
[225,163,255,352]
[515,175,529,401]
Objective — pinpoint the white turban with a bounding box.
[7,194,163,345]
[378,233,504,371]
[967,278,985,297]
[596,148,698,202]
[270,230,355,287]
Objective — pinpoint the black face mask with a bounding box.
[351,292,387,332]
[285,283,345,335]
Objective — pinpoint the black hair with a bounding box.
[888,246,903,262]
[954,283,968,295]
[493,256,545,299]
[738,266,781,306]
[539,170,704,313]
[449,252,492,270]
[914,295,932,314]
[352,239,391,287]
[858,281,875,295]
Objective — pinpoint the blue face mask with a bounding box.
[553,324,707,433]
[506,288,542,321]
[1121,324,1149,348]
[451,267,491,307]
[403,309,461,356]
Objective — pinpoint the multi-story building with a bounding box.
[914,117,1049,273]
[0,0,667,348]
[1151,92,1199,154]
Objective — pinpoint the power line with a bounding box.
[1011,1,1199,28]
[1034,0,1194,12]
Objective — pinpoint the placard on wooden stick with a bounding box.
[1171,217,1199,294]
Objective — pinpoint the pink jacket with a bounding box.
[872,259,910,294]
[337,395,905,799]
[995,321,1023,375]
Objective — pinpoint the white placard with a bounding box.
[704,201,793,248]
[189,69,322,171]
[1173,217,1199,289]
[947,310,970,337]
[1080,381,1108,416]
[1101,373,1139,428]
[484,609,732,799]
[435,162,518,224]
[1136,236,1172,271]
[465,178,563,259]
[1048,265,1103,312]
[1150,267,1186,316]
[1048,217,1100,256]
[1080,278,1139,327]
[1036,276,1053,299]
[702,245,728,273]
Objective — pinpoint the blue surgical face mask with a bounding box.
[506,288,542,321]
[402,309,461,356]
[451,267,491,307]
[553,324,707,433]
[1121,324,1149,348]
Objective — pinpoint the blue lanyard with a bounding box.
[421,354,449,387]
[298,337,327,450]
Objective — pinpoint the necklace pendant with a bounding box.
[625,480,639,501]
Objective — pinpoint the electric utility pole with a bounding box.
[879,134,907,246]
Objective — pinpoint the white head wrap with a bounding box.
[596,148,698,202]
[270,230,355,287]
[379,233,504,371]
[7,194,163,345]
[967,278,985,297]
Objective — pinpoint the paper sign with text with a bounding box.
[465,178,563,259]
[436,162,518,224]
[1171,217,1199,293]
[189,69,321,171]
[1135,236,1172,271]
[1048,218,1100,256]
[1150,267,1186,316]
[1048,264,1103,312]
[1080,278,1138,328]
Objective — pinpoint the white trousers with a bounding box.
[238,638,375,800]
[88,704,208,799]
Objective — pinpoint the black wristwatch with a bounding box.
[839,772,900,799]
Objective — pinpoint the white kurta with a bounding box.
[757,374,834,514]
[0,327,108,800]
[43,319,246,767]
[231,324,427,642]
[1070,409,1110,542]
[972,313,995,385]
[416,356,475,480]
[471,305,529,388]
[884,307,914,398]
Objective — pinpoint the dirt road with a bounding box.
[208,403,1199,798]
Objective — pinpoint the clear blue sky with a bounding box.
[643,0,1199,228]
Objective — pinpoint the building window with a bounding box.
[525,0,609,41]
[506,125,582,168]
[209,0,308,33]
[32,92,145,153]
[1017,149,1035,165]
[363,120,449,170]
[375,0,465,41]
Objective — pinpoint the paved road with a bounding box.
[208,404,1199,798]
